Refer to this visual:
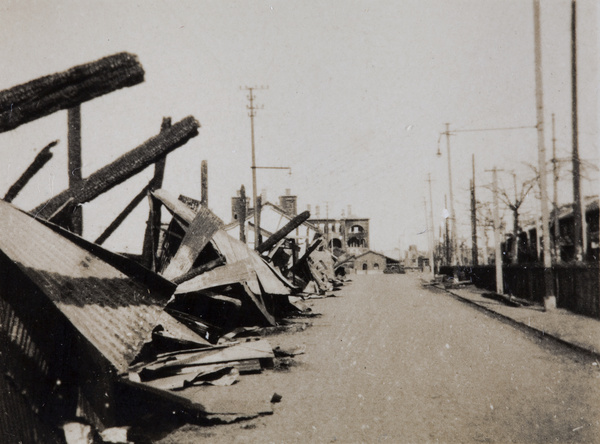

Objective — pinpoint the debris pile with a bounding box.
[0,52,349,442]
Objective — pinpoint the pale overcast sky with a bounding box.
[0,0,597,254]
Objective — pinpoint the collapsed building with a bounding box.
[0,53,346,442]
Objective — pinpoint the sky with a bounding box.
[0,0,597,255]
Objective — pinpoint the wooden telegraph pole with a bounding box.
[242,86,267,250]
[486,167,504,294]
[532,0,556,308]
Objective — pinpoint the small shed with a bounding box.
[354,250,400,275]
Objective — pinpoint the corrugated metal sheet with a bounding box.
[0,200,173,373]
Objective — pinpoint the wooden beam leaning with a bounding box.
[289,237,323,274]
[4,140,58,203]
[95,181,154,246]
[257,210,310,254]
[32,116,200,220]
[0,52,144,133]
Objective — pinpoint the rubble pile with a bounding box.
[0,53,348,443]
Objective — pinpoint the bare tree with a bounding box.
[490,173,536,264]
[476,200,504,265]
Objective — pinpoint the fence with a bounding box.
[439,264,600,319]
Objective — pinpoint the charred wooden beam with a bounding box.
[68,105,83,234]
[239,185,247,243]
[200,160,208,207]
[0,52,144,133]
[255,195,263,247]
[257,210,310,254]
[289,237,323,274]
[4,140,58,203]
[32,116,200,219]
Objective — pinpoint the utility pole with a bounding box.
[443,123,458,267]
[427,173,436,277]
[444,194,450,265]
[471,154,478,266]
[571,0,583,261]
[486,167,504,294]
[242,86,267,250]
[533,0,556,308]
[424,194,435,280]
[325,202,330,248]
[551,113,560,262]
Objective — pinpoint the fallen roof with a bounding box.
[153,189,291,296]
[0,200,175,373]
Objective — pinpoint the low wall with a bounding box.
[439,264,600,319]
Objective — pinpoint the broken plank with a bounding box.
[152,188,196,225]
[161,205,224,280]
[32,116,200,219]
[140,339,273,373]
[174,260,255,294]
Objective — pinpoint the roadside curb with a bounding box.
[434,284,600,362]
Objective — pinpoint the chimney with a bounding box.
[279,188,297,217]
[315,205,320,217]
[347,205,352,217]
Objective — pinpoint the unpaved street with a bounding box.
[158,274,600,443]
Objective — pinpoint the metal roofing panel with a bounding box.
[0,200,173,373]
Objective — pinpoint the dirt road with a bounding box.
[156,274,600,443]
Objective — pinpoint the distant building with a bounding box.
[227,190,318,256]
[405,244,428,269]
[354,250,401,274]
[505,196,599,263]
[309,205,370,256]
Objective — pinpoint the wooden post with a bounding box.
[68,105,83,235]
[239,185,247,243]
[201,160,208,207]
[141,117,171,269]
[255,195,262,247]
